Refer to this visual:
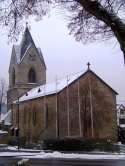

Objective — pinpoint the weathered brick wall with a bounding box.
[58,83,80,137]
[12,70,117,142]
[12,94,57,141]
[57,71,117,142]
[85,72,117,142]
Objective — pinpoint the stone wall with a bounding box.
[8,44,46,109]
[12,70,118,142]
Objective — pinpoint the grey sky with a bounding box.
[0,13,125,102]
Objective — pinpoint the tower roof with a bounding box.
[11,27,46,69]
[20,27,35,59]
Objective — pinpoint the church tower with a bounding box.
[8,27,46,107]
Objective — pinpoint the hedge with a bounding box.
[43,136,94,151]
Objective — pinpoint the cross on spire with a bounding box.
[87,62,90,70]
[26,22,28,28]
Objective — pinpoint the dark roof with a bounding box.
[20,27,35,59]
[12,27,46,68]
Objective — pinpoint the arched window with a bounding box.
[28,68,36,83]
[12,68,15,85]
[32,107,37,126]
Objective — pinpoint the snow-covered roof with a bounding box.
[117,103,125,111]
[1,104,7,114]
[16,69,118,103]
[17,70,85,102]
[119,124,125,128]
[0,110,12,125]
[0,130,8,134]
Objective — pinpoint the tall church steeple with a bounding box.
[8,27,46,108]
[20,27,35,59]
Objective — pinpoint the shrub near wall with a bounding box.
[94,139,120,152]
[43,137,119,152]
[43,137,94,151]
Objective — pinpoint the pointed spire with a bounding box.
[20,26,35,59]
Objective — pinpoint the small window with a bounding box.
[10,127,14,136]
[119,119,125,124]
[15,128,19,137]
[28,68,36,83]
[120,109,124,115]
[12,68,15,85]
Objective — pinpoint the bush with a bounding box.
[94,139,119,152]
[43,137,94,151]
[43,137,119,152]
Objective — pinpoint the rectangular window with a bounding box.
[120,109,125,115]
[119,119,125,124]
[15,128,19,137]
[10,127,14,136]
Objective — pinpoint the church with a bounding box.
[8,27,118,144]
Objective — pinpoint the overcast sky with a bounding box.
[0,12,125,102]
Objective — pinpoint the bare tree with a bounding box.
[0,78,7,119]
[20,122,44,149]
[0,0,51,41]
[56,0,125,61]
[18,109,44,148]
[0,0,125,60]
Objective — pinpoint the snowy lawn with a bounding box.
[0,151,125,160]
[0,146,125,160]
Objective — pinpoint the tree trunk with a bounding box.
[77,0,125,61]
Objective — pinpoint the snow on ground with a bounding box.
[0,145,125,160]
[23,151,125,160]
[0,151,125,160]
[0,130,8,134]
[0,150,125,160]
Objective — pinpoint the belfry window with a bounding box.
[28,68,36,83]
[12,68,15,85]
